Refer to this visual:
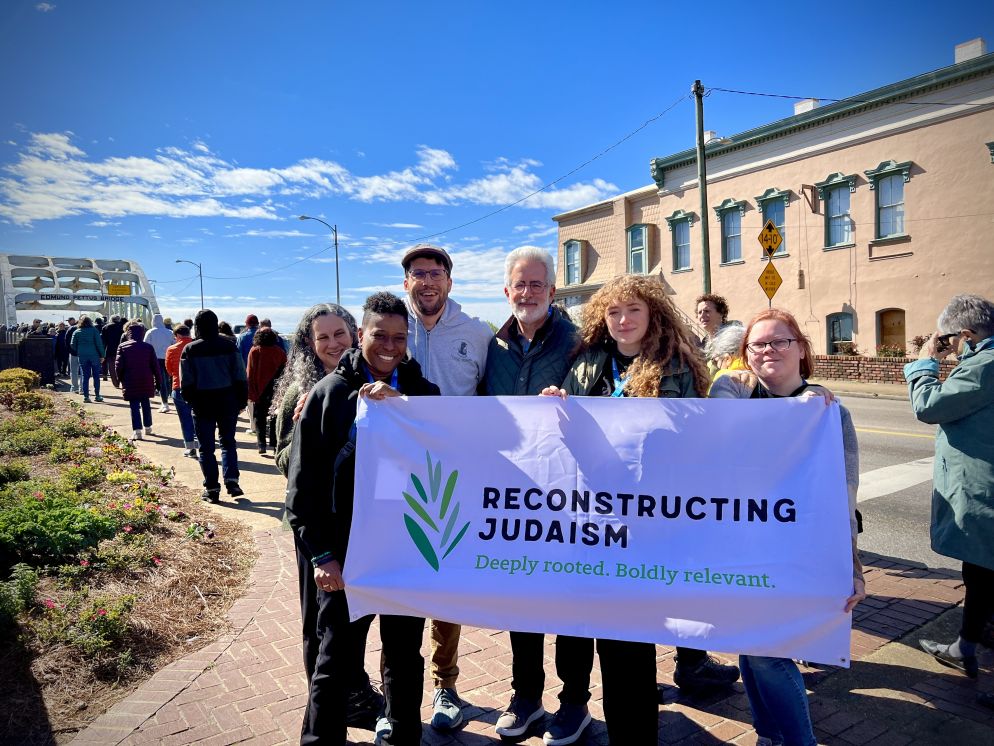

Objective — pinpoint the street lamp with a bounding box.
[175,259,204,310]
[298,215,340,305]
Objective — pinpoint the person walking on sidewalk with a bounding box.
[400,243,492,734]
[905,294,994,701]
[115,322,161,441]
[70,315,105,403]
[144,313,175,413]
[238,314,260,433]
[286,292,440,745]
[246,327,286,454]
[180,309,247,503]
[101,314,124,388]
[165,324,198,457]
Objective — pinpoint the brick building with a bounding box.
[553,39,994,356]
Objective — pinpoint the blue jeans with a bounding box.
[194,407,240,490]
[172,390,196,445]
[69,354,79,391]
[156,359,171,404]
[80,357,101,397]
[739,655,815,746]
[128,398,152,431]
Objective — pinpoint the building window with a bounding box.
[827,312,854,355]
[627,224,648,274]
[814,172,857,248]
[864,160,912,239]
[665,209,694,271]
[755,188,789,257]
[564,240,582,286]
[713,199,746,264]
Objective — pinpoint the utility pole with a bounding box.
[693,80,712,294]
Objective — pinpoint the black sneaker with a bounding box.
[543,703,590,746]
[674,655,740,693]
[495,694,545,738]
[346,681,384,730]
[920,638,979,678]
[201,488,220,503]
[225,481,244,497]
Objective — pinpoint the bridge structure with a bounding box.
[0,253,160,328]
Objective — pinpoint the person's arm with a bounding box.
[180,348,198,407]
[906,355,994,425]
[231,348,249,410]
[150,348,162,392]
[246,348,259,402]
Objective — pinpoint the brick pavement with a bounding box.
[69,528,994,745]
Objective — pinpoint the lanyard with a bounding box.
[610,357,627,397]
[366,366,399,391]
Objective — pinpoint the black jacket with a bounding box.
[284,349,440,566]
[180,334,248,412]
[481,308,577,396]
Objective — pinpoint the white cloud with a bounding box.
[0,133,617,225]
[236,229,310,238]
[373,222,424,229]
[87,220,120,227]
[36,2,56,12]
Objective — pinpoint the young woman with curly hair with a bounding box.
[540,274,738,743]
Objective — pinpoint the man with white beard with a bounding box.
[481,247,595,746]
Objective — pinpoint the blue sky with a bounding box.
[1,1,991,329]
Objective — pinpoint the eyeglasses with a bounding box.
[746,338,796,353]
[408,268,448,281]
[509,281,549,293]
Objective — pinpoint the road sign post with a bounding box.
[757,220,784,306]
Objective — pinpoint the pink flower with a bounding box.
[80,559,89,567]
[123,503,132,510]
[152,557,162,566]
[43,599,56,609]
[123,525,133,533]
[33,491,43,498]
[97,609,107,616]
[108,502,117,509]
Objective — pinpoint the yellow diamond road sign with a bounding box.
[758,262,782,301]
[758,219,783,257]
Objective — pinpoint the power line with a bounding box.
[708,86,991,108]
[197,92,692,282]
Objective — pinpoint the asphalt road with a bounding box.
[841,395,956,571]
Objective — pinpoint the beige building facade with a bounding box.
[553,41,994,355]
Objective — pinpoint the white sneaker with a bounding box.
[144,426,153,435]
[132,429,143,441]
[159,403,170,413]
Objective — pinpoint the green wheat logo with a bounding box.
[403,451,471,571]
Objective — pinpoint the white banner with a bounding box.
[346,396,854,666]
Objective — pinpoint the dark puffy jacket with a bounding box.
[481,309,577,396]
[101,319,124,354]
[180,314,248,413]
[115,324,161,401]
[284,349,440,567]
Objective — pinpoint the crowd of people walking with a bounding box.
[26,244,992,745]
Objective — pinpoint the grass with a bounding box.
[0,379,255,744]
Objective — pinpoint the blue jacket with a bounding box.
[905,337,994,570]
[69,325,105,360]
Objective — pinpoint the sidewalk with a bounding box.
[65,383,992,745]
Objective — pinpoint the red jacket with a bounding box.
[246,344,287,402]
[165,336,193,391]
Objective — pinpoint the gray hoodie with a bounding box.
[406,298,492,396]
[144,313,175,359]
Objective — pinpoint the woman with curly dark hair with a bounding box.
[540,274,737,743]
[270,303,358,475]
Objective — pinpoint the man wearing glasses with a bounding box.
[482,246,594,745]
[399,243,492,734]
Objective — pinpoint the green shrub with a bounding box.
[0,488,117,566]
[12,391,54,412]
[103,496,161,534]
[0,563,38,628]
[876,344,907,358]
[95,533,156,574]
[49,437,90,464]
[37,590,135,657]
[61,461,106,490]
[0,459,30,486]
[0,410,48,435]
[55,417,104,439]
[0,368,40,388]
[0,426,59,456]
[0,381,26,408]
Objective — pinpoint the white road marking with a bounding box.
[857,457,934,503]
